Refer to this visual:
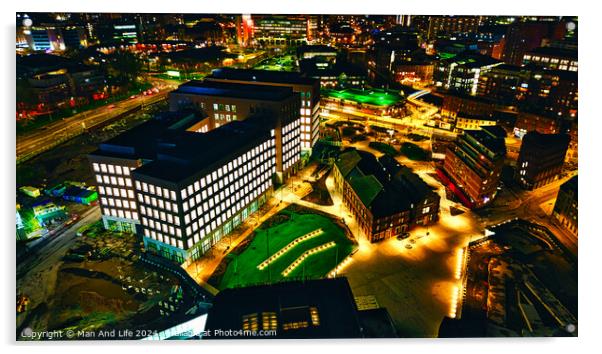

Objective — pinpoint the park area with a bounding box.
[210,205,357,290]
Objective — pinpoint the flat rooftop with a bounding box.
[207,68,317,86]
[132,115,273,184]
[323,88,405,107]
[172,80,296,101]
[91,109,206,160]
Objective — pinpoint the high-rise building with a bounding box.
[515,132,570,190]
[90,104,301,263]
[204,68,320,150]
[252,15,309,47]
[434,52,503,95]
[476,64,531,105]
[426,16,482,40]
[438,126,507,208]
[502,21,565,66]
[168,80,301,181]
[552,175,578,236]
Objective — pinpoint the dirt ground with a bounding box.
[16,229,187,339]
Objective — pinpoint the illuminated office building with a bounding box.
[205,68,320,150]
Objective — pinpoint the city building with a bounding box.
[89,110,209,233]
[24,25,87,52]
[392,60,434,86]
[297,44,338,61]
[502,21,565,66]
[523,47,577,72]
[370,27,420,84]
[455,113,498,132]
[476,64,531,105]
[17,54,107,111]
[91,107,300,263]
[321,88,406,119]
[438,126,507,208]
[553,175,578,235]
[252,15,309,47]
[522,69,578,119]
[427,16,482,39]
[299,57,367,89]
[204,68,320,150]
[434,52,503,95]
[333,150,439,242]
[205,278,381,339]
[441,92,496,120]
[515,132,570,190]
[513,110,564,138]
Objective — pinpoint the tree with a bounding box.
[16,78,38,109]
[106,51,144,87]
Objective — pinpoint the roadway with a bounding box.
[16,79,176,164]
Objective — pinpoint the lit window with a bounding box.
[93,163,100,172]
[115,165,122,175]
[108,165,115,174]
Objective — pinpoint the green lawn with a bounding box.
[218,209,355,290]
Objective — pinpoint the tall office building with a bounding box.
[438,126,507,208]
[427,16,482,40]
[252,15,309,46]
[90,81,303,262]
[434,52,503,95]
[515,132,570,190]
[205,68,321,150]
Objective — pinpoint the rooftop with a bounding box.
[463,126,507,155]
[131,115,273,184]
[91,109,206,161]
[207,67,317,86]
[440,51,503,68]
[526,46,578,60]
[335,149,437,217]
[172,80,296,101]
[204,278,363,339]
[323,88,405,107]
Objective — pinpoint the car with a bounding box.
[130,95,138,99]
[108,104,116,109]
[396,232,411,240]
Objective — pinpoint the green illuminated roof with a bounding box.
[323,88,404,107]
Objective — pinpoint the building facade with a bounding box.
[333,150,439,242]
[515,132,570,190]
[438,126,507,208]
[205,68,321,151]
[552,176,578,236]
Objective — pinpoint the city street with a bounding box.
[16,79,175,164]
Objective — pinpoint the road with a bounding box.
[16,80,175,164]
[17,206,100,280]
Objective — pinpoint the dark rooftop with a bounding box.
[207,67,318,86]
[335,149,437,217]
[172,80,296,101]
[132,114,273,184]
[559,175,578,196]
[527,46,578,60]
[204,278,364,339]
[521,131,570,149]
[440,51,502,68]
[91,109,206,161]
[464,126,507,154]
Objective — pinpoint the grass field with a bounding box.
[218,208,356,290]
